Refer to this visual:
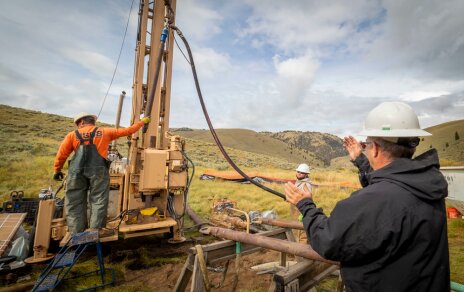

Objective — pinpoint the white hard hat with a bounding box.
[74,112,97,124]
[359,102,431,138]
[296,163,310,174]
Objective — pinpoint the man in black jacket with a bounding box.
[285,102,450,292]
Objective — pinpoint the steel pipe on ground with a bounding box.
[257,218,304,230]
[186,205,207,228]
[202,227,338,265]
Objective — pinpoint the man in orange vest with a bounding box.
[53,112,150,235]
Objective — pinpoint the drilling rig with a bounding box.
[26,0,187,263]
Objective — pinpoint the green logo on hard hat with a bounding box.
[382,127,391,131]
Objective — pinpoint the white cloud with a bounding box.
[190,47,233,79]
[0,0,462,137]
[367,0,464,79]
[242,0,383,54]
[176,0,223,42]
[273,53,319,105]
[399,90,450,102]
[61,49,115,78]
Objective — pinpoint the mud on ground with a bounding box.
[106,236,280,291]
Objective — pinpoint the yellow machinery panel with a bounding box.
[168,150,183,160]
[140,149,168,191]
[169,171,187,188]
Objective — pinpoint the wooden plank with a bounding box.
[280,252,287,268]
[32,200,55,258]
[284,228,297,242]
[118,217,177,232]
[174,254,194,292]
[191,254,204,292]
[0,213,27,256]
[300,265,339,291]
[274,260,314,284]
[274,260,336,291]
[297,263,335,290]
[284,229,304,262]
[207,235,288,265]
[122,227,170,238]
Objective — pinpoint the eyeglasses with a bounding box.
[360,141,373,150]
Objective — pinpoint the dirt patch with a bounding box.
[1,235,336,291]
[1,233,325,291]
[103,234,285,291]
[115,248,281,291]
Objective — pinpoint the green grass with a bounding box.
[0,105,127,201]
[448,219,464,282]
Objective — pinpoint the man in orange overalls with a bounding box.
[53,112,150,234]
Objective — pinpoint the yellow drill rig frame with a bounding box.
[26,0,187,263]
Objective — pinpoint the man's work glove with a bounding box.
[53,171,64,181]
[141,116,150,124]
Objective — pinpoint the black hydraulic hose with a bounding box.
[143,26,169,133]
[167,151,195,223]
[170,25,286,200]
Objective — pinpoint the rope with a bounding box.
[97,0,136,119]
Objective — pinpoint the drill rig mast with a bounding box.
[26,0,186,263]
[117,0,187,241]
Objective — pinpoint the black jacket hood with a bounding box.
[369,149,448,201]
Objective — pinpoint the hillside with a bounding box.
[1,104,462,199]
[184,138,296,170]
[173,128,345,167]
[0,105,307,198]
[264,130,346,165]
[0,105,126,198]
[416,119,464,164]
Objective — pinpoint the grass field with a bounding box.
[188,167,464,285]
[15,168,462,290]
[188,166,358,220]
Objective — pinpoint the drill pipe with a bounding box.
[203,227,338,265]
[257,218,304,230]
[111,91,126,149]
[186,205,207,228]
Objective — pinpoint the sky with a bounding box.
[0,0,463,137]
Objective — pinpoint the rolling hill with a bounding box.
[263,130,346,165]
[173,128,346,167]
[0,104,462,199]
[416,120,464,164]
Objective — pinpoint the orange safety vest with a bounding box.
[54,121,144,172]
